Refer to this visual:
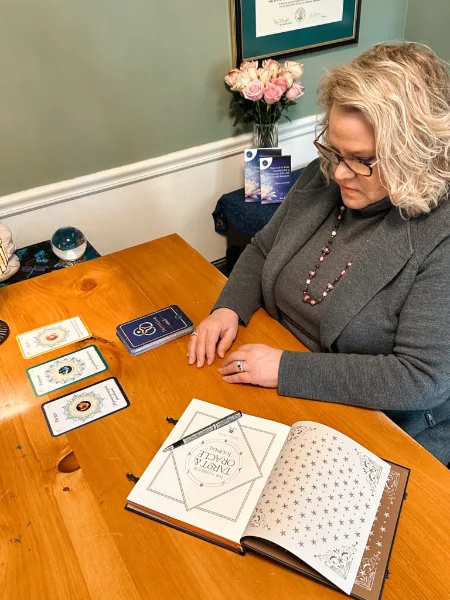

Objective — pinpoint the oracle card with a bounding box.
[17,316,91,358]
[27,345,108,396]
[41,377,130,437]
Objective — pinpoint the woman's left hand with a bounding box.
[218,344,283,388]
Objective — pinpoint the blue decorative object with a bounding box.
[51,227,87,263]
[0,239,100,288]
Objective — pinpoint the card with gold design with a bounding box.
[41,377,130,437]
[27,345,108,396]
[16,316,91,359]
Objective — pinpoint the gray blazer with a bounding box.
[215,159,450,465]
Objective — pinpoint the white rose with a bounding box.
[262,59,281,78]
[257,68,272,85]
[235,72,251,92]
[240,60,259,81]
[280,68,294,88]
[224,68,240,89]
[283,60,304,80]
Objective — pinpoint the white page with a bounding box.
[256,0,344,38]
[127,399,290,545]
[243,422,390,595]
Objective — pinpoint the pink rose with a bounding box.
[263,82,284,104]
[224,68,240,89]
[285,81,305,100]
[242,79,265,102]
[271,76,288,93]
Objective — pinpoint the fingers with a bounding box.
[193,330,208,368]
[222,372,252,384]
[205,334,218,366]
[218,359,246,376]
[187,332,198,365]
[220,350,243,368]
[187,324,222,368]
[217,329,236,359]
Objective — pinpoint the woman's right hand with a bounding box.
[187,308,239,368]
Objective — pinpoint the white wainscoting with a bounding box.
[0,115,319,262]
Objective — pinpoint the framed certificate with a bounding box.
[231,0,361,65]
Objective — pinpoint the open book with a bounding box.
[126,399,409,599]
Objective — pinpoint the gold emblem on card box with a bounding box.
[133,322,157,336]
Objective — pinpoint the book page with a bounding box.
[127,399,290,546]
[242,422,390,595]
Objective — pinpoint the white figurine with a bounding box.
[0,223,20,282]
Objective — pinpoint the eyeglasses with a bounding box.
[314,128,379,177]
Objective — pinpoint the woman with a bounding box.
[188,42,450,466]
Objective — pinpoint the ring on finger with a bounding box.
[236,360,244,373]
[191,330,199,336]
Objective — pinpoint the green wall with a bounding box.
[405,0,450,61]
[0,1,408,196]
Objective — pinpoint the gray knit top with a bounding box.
[275,197,393,352]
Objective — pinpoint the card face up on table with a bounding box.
[41,377,130,437]
[116,305,194,356]
[17,316,91,359]
[27,345,108,396]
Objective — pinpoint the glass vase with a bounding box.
[253,122,279,148]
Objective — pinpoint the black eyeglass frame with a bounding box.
[313,128,379,178]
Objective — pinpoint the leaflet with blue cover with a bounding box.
[116,305,193,351]
[260,155,292,204]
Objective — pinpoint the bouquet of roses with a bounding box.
[224,59,305,127]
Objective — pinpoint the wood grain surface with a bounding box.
[1,234,449,600]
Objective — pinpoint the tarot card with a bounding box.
[27,345,108,396]
[41,377,130,437]
[17,316,91,359]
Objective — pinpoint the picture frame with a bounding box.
[231,0,361,65]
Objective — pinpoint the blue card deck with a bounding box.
[116,305,194,356]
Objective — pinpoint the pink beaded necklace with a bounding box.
[302,205,353,306]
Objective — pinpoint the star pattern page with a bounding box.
[243,422,390,595]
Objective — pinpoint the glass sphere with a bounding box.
[51,226,87,261]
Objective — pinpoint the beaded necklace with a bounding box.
[302,205,353,306]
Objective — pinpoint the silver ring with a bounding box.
[236,360,244,373]
[191,330,198,336]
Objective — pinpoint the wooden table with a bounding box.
[1,234,449,600]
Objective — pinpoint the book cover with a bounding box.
[260,155,292,204]
[125,399,408,598]
[245,148,282,202]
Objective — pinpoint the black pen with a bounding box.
[162,410,242,452]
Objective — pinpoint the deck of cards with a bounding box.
[116,305,194,356]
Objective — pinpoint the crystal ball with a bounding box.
[51,226,87,261]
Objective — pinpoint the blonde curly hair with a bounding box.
[317,42,450,216]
